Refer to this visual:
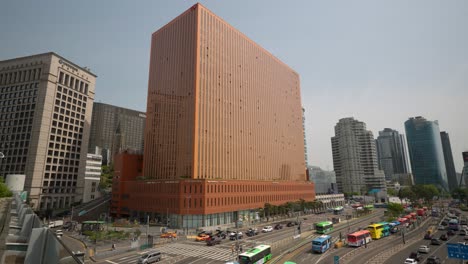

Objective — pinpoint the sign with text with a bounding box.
[447,243,468,259]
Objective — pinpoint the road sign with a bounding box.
[334,255,339,264]
[447,243,468,260]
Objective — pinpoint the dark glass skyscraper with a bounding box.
[405,116,448,191]
[440,131,458,191]
[376,128,410,180]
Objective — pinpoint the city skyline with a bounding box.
[1,0,467,172]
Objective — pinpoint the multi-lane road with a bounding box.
[95,209,367,264]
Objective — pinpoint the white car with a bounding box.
[262,226,273,232]
[418,245,430,253]
[404,258,418,264]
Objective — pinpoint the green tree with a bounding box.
[0,178,12,198]
[387,202,404,217]
[100,164,114,189]
[398,187,416,203]
[387,188,397,196]
[452,188,468,200]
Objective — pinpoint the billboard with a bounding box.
[463,152,468,163]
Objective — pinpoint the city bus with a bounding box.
[315,221,333,234]
[333,206,344,215]
[449,219,460,231]
[312,235,332,253]
[367,223,384,239]
[81,220,105,232]
[397,217,410,227]
[378,222,391,237]
[238,245,272,264]
[347,230,372,247]
[364,205,374,211]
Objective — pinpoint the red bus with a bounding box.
[410,212,417,220]
[417,209,425,216]
[397,217,410,227]
[347,230,372,247]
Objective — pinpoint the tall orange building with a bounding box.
[113,3,314,228]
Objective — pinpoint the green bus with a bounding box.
[238,245,272,264]
[81,220,106,232]
[315,221,333,234]
[364,205,374,211]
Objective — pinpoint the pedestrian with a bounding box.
[240,245,243,252]
[111,244,116,251]
[231,245,234,254]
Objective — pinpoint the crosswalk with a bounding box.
[156,243,234,261]
[105,242,235,263]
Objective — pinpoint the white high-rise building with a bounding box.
[0,52,96,210]
[331,117,386,195]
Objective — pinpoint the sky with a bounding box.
[1,0,467,172]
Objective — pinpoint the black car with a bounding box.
[246,228,258,237]
[274,224,283,230]
[409,252,422,261]
[440,234,448,241]
[431,238,442,245]
[447,230,456,236]
[287,222,294,227]
[424,233,433,240]
[426,256,441,264]
[206,236,222,246]
[215,231,227,239]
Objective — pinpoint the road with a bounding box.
[385,214,467,264]
[283,210,386,264]
[95,209,367,264]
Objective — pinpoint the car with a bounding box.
[195,233,211,241]
[274,224,283,230]
[437,225,445,230]
[229,231,243,240]
[439,234,448,241]
[447,230,455,236]
[215,231,227,239]
[55,230,63,239]
[206,236,222,246]
[138,251,161,264]
[404,258,418,264]
[246,228,258,237]
[424,233,433,240]
[418,245,430,253]
[426,256,441,264]
[287,222,295,227]
[390,227,399,233]
[160,232,177,238]
[409,252,422,261]
[262,226,273,233]
[430,238,441,245]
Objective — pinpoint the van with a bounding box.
[138,251,161,264]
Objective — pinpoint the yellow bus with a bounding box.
[367,223,384,239]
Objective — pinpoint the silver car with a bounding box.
[138,251,161,264]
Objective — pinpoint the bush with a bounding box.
[0,178,12,198]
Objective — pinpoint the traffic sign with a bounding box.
[447,243,468,260]
[334,255,339,264]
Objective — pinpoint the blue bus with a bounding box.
[378,222,391,237]
[312,235,332,253]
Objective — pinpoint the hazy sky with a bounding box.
[1,0,467,172]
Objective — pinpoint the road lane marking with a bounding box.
[105,260,119,264]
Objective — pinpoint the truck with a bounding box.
[48,220,64,228]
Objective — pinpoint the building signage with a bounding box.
[447,243,468,259]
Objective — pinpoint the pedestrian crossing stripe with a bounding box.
[156,243,234,261]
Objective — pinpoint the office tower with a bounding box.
[88,102,145,165]
[461,152,468,187]
[83,153,102,203]
[440,131,458,191]
[376,128,410,180]
[113,4,314,228]
[404,116,448,191]
[0,53,96,210]
[331,117,387,194]
[308,166,336,194]
[303,108,309,167]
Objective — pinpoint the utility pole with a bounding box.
[146,214,149,245]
